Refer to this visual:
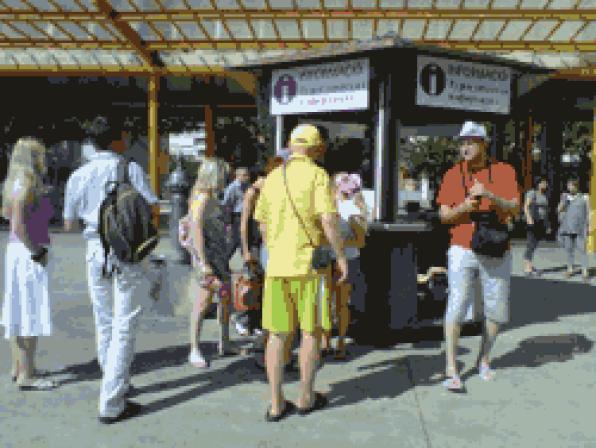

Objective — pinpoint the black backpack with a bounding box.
[98,158,159,276]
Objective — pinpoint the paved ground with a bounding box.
[1,232,596,448]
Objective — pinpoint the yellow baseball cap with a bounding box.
[289,124,323,148]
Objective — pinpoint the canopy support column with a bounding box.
[275,115,284,154]
[522,113,534,192]
[588,107,596,253]
[148,73,160,229]
[205,104,215,157]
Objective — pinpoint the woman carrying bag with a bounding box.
[1,138,57,391]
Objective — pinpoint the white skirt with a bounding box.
[1,240,52,339]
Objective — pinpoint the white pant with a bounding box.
[85,239,146,418]
[446,246,512,325]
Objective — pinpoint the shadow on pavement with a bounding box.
[138,343,372,417]
[327,347,472,409]
[457,333,594,382]
[56,338,251,385]
[507,277,596,331]
[491,333,593,369]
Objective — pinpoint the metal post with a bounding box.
[374,79,385,222]
[205,104,215,157]
[588,107,596,253]
[275,114,284,154]
[148,74,160,229]
[167,156,191,264]
[523,113,534,192]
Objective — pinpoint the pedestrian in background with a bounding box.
[186,157,231,368]
[557,177,590,280]
[436,121,520,393]
[523,177,550,276]
[222,166,251,335]
[331,172,367,360]
[240,156,285,333]
[254,124,347,421]
[1,137,56,391]
[63,116,159,423]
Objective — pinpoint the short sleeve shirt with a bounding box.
[254,154,337,277]
[63,151,158,239]
[436,161,520,249]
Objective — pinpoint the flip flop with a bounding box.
[478,363,496,381]
[18,378,57,391]
[297,392,328,416]
[265,400,295,422]
[442,376,466,393]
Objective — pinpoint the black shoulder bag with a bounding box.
[461,162,510,258]
[282,160,333,270]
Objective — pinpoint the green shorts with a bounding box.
[262,272,332,334]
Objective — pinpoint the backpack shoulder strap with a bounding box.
[116,157,131,184]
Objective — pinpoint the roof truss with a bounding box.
[0,2,592,75]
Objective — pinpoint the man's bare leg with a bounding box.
[297,330,319,409]
[283,332,293,365]
[266,332,288,415]
[10,338,19,379]
[335,283,351,357]
[444,322,461,377]
[478,319,499,368]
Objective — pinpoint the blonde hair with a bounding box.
[192,157,229,194]
[1,137,47,218]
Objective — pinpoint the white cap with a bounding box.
[458,121,489,141]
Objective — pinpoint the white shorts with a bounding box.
[445,245,512,325]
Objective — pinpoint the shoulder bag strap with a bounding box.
[459,161,468,197]
[460,159,493,196]
[116,157,131,185]
[282,160,316,248]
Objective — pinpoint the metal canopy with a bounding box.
[0,0,594,75]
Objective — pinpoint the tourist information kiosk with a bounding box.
[230,37,551,339]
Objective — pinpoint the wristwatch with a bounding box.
[31,247,48,262]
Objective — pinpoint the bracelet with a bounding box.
[31,247,48,262]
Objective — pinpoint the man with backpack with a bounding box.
[63,116,159,423]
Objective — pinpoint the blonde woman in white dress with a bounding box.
[1,138,57,390]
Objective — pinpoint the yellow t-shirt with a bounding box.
[254,153,337,277]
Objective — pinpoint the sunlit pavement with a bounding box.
[1,231,596,448]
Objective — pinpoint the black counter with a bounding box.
[354,220,440,341]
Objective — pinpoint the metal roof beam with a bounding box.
[94,0,163,69]
[5,39,595,51]
[1,9,593,20]
[0,65,231,76]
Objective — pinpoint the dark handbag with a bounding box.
[461,163,510,258]
[282,161,333,270]
[470,212,510,258]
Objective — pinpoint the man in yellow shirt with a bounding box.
[254,124,348,421]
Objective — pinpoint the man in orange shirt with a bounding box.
[436,121,520,392]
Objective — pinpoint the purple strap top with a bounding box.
[9,196,54,246]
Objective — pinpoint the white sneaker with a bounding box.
[188,350,208,369]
